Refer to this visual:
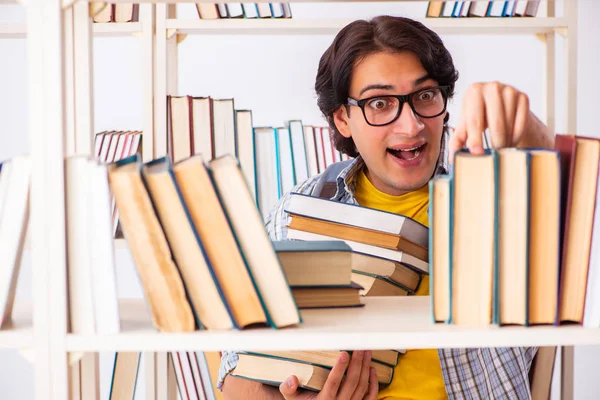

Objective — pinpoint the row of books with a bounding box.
[107,153,302,332]
[426,0,541,18]
[430,134,600,328]
[166,95,348,219]
[92,3,139,23]
[196,3,293,19]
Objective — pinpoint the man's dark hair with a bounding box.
[315,15,459,157]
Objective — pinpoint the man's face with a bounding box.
[334,51,446,196]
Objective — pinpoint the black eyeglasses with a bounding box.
[347,85,450,127]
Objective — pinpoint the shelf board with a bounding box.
[0,302,33,349]
[66,297,600,352]
[0,22,143,39]
[0,24,26,39]
[166,17,567,36]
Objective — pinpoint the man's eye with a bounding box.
[367,99,390,110]
[418,91,435,101]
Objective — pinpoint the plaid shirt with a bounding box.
[218,154,538,399]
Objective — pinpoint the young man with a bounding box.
[219,15,554,400]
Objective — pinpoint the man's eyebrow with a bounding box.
[358,84,394,96]
[414,74,432,87]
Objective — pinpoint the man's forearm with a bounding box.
[222,374,283,400]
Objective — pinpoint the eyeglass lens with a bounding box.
[363,87,446,125]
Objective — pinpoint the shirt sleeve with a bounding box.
[217,175,321,391]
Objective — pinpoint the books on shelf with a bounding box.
[430,135,600,328]
[92,3,139,23]
[107,153,302,332]
[196,3,292,19]
[166,94,350,219]
[426,1,541,18]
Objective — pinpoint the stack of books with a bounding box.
[195,3,293,19]
[274,240,363,309]
[230,349,401,391]
[430,134,600,327]
[107,153,302,332]
[284,193,430,297]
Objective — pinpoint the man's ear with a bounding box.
[333,106,352,139]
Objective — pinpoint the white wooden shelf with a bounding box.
[165,17,568,36]
[66,297,600,352]
[0,302,33,349]
[0,22,143,39]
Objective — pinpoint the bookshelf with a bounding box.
[12,0,585,400]
[66,297,600,352]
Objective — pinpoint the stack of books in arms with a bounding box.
[230,349,401,391]
[284,193,430,297]
[107,153,301,332]
[430,133,600,327]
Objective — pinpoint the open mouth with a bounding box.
[386,143,427,161]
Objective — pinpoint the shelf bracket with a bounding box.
[177,33,187,45]
[166,29,187,45]
[554,27,568,38]
[88,1,108,18]
[535,33,547,44]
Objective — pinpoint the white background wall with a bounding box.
[0,0,599,398]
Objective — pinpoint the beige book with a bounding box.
[173,155,266,329]
[109,353,141,400]
[108,157,195,332]
[431,175,450,323]
[142,159,234,330]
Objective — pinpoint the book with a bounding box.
[528,150,561,325]
[209,155,302,328]
[172,155,266,329]
[429,175,451,323]
[109,352,141,400]
[231,353,329,391]
[497,148,530,326]
[351,272,409,297]
[286,192,429,249]
[247,350,393,384]
[291,283,363,309]
[288,213,428,261]
[142,157,235,330]
[451,150,498,326]
[107,155,195,332]
[273,240,353,287]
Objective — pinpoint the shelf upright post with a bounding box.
[141,3,155,163]
[153,3,169,159]
[26,0,69,398]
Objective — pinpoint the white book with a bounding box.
[66,156,96,334]
[277,127,296,194]
[89,162,120,334]
[303,126,319,177]
[0,156,30,328]
[314,127,326,172]
[188,352,208,400]
[235,110,256,201]
[212,99,236,158]
[254,127,280,219]
[321,127,335,167]
[194,352,216,400]
[289,121,309,183]
[287,229,429,274]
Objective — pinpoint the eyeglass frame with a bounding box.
[346,85,451,127]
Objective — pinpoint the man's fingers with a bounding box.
[483,82,507,149]
[464,86,486,155]
[279,375,301,399]
[364,367,379,400]
[350,351,372,400]
[513,93,530,146]
[321,351,349,396]
[502,85,518,145]
[337,351,364,398]
[449,120,467,164]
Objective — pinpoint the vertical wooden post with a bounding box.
[140,3,155,163]
[27,0,69,398]
[542,1,556,135]
[153,4,168,159]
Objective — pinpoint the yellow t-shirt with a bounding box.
[354,170,447,400]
